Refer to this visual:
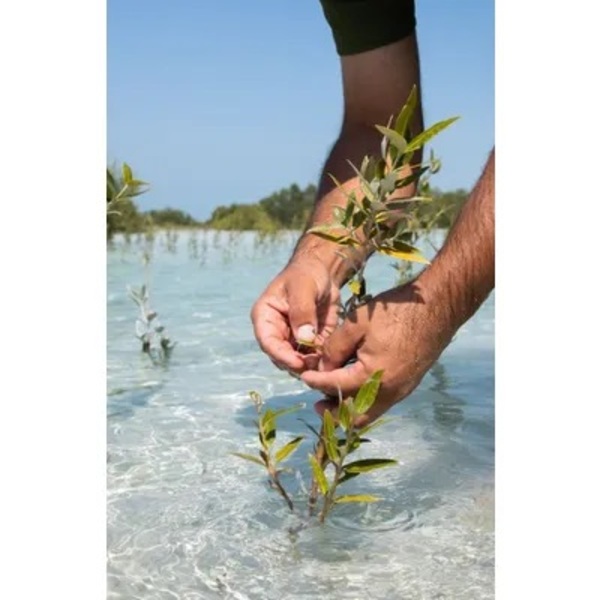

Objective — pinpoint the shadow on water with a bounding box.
[429,361,466,431]
[107,383,163,420]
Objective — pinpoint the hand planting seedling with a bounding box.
[237,86,458,523]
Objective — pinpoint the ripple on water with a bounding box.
[107,235,494,599]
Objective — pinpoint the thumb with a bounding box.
[285,275,319,343]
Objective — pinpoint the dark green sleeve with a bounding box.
[319,0,416,56]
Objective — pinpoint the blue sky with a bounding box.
[108,1,494,221]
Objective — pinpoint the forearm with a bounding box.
[418,148,495,335]
[290,124,382,285]
[290,33,423,286]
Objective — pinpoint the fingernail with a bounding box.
[296,324,315,342]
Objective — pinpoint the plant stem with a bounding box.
[308,427,328,517]
[269,467,295,512]
[318,461,343,523]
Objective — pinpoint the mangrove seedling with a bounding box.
[232,394,306,512]
[128,283,176,365]
[234,372,398,523]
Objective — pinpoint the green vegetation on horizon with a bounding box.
[107,177,468,239]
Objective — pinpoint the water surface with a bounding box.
[107,230,494,600]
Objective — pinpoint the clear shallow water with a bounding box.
[107,230,494,600]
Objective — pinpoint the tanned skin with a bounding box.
[251,34,494,425]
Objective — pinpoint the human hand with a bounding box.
[251,257,342,374]
[301,281,456,426]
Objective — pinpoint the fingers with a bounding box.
[318,316,364,371]
[251,296,305,371]
[301,360,367,397]
[284,276,320,343]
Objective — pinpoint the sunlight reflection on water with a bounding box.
[107,230,494,600]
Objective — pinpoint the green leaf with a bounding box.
[122,162,133,184]
[359,155,371,178]
[338,401,351,432]
[357,417,392,437]
[342,197,355,227]
[272,403,305,420]
[308,228,349,244]
[377,242,430,265]
[308,453,329,494]
[334,494,381,504]
[129,178,149,188]
[327,173,351,197]
[363,156,379,181]
[260,409,276,448]
[339,436,370,454]
[323,410,339,463]
[374,125,407,155]
[338,471,361,485]
[351,209,367,229]
[385,196,432,211]
[405,117,459,154]
[353,370,384,415]
[346,160,377,203]
[379,172,398,196]
[297,418,321,438]
[394,85,418,138]
[333,206,345,224]
[394,166,430,191]
[343,458,398,474]
[231,452,265,467]
[275,436,304,463]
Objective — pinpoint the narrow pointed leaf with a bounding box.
[327,173,351,197]
[231,452,266,467]
[338,471,360,485]
[375,125,407,155]
[129,179,149,187]
[122,163,133,184]
[350,208,366,229]
[344,458,398,474]
[338,401,351,432]
[309,230,347,244]
[346,160,377,203]
[272,403,305,419]
[275,436,304,463]
[260,409,276,447]
[379,171,398,195]
[342,197,355,227]
[405,117,459,153]
[394,85,418,137]
[308,453,329,494]
[353,370,384,415]
[377,243,429,265]
[323,410,339,463]
[334,494,381,504]
[357,417,392,437]
[297,418,321,438]
[394,166,430,191]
